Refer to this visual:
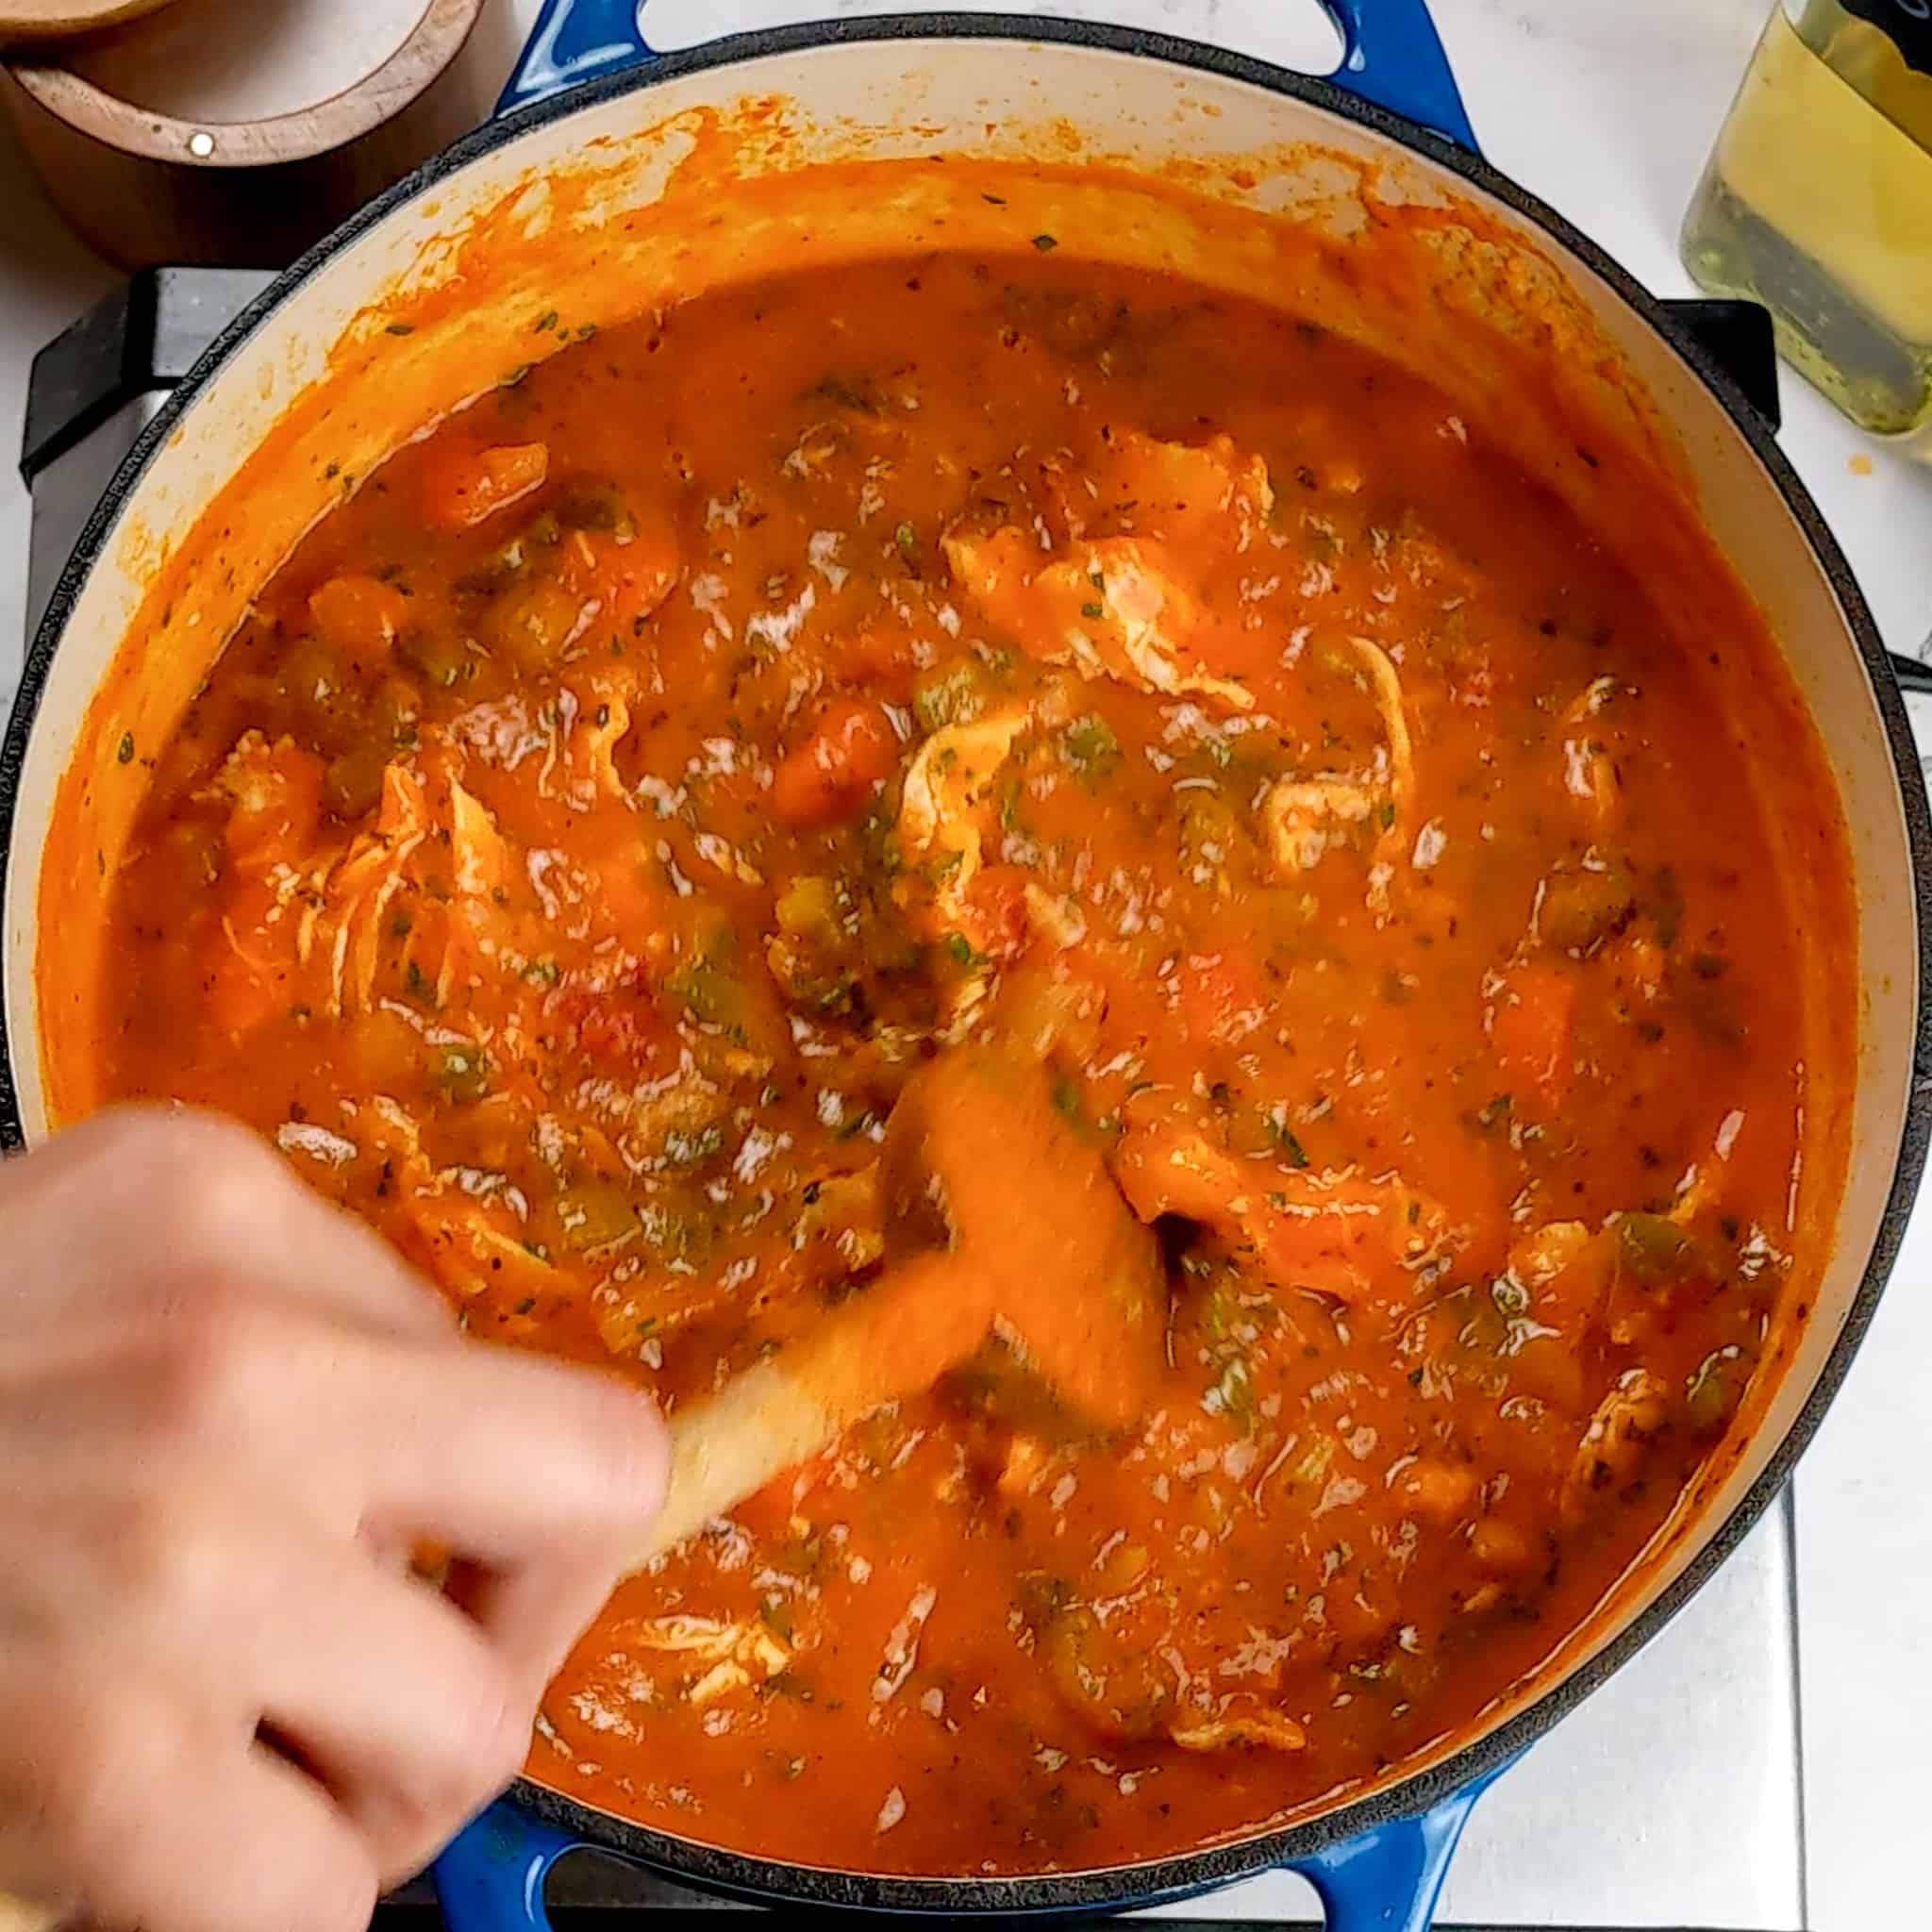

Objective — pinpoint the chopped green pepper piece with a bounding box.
[1617,1211,1696,1285]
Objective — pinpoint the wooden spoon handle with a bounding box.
[641,1354,842,1562]
[635,1251,980,1571]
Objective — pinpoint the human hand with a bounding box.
[0,1108,668,1932]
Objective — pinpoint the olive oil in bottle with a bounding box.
[1681,0,1932,447]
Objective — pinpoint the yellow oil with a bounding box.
[1682,0,1932,444]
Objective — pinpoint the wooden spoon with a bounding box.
[639,1048,1169,1562]
[0,0,180,40]
[0,1056,1163,1930]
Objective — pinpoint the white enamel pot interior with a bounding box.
[2,18,1925,1915]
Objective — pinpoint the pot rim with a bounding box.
[2,13,1925,1915]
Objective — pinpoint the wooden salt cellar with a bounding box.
[1,0,520,269]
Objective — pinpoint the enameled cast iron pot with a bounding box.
[2,4,1928,1927]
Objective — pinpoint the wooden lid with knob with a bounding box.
[0,0,521,269]
[0,0,181,38]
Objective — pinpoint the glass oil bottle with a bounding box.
[1681,0,1932,450]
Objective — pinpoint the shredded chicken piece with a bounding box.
[1091,431,1275,549]
[1021,882,1088,950]
[562,686,634,809]
[321,764,433,1016]
[1262,636,1414,908]
[1560,676,1623,827]
[998,1434,1052,1496]
[1110,1096,1443,1303]
[1262,776,1381,873]
[1508,1221,1593,1290]
[1563,1368,1668,1524]
[894,707,1030,943]
[943,434,1274,713]
[1171,1709,1308,1755]
[946,529,1256,712]
[450,779,517,901]
[795,1166,886,1275]
[627,1615,792,1705]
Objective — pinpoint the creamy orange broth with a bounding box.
[89,242,1847,1874]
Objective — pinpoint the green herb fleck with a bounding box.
[385,322,415,337]
[1476,1092,1513,1131]
[1060,713,1122,787]
[1081,600,1106,621]
[1686,1346,1744,1433]
[807,375,880,415]
[914,661,985,733]
[1267,1110,1310,1169]
[1618,1211,1695,1286]
[663,1123,725,1169]
[1032,233,1058,252]
[894,521,919,557]
[433,1043,491,1104]
[115,732,135,765]
[942,932,984,970]
[1206,1354,1257,1432]
[534,310,559,334]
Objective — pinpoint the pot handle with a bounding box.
[499,0,654,116]
[433,1800,580,1932]
[434,1767,1502,1929]
[1287,1774,1493,1931]
[498,1,1479,154]
[1319,0,1478,152]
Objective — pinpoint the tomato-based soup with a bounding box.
[100,252,1837,1874]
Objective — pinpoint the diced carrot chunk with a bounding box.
[406,1200,558,1305]
[1175,948,1269,1046]
[832,619,915,687]
[771,699,899,827]
[578,526,681,633]
[422,441,551,531]
[958,863,1032,964]
[205,875,298,1039]
[308,574,408,659]
[221,737,325,870]
[1491,961,1576,1103]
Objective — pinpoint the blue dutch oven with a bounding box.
[2,2,1924,1928]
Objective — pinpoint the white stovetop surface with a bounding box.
[3,3,1928,1926]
